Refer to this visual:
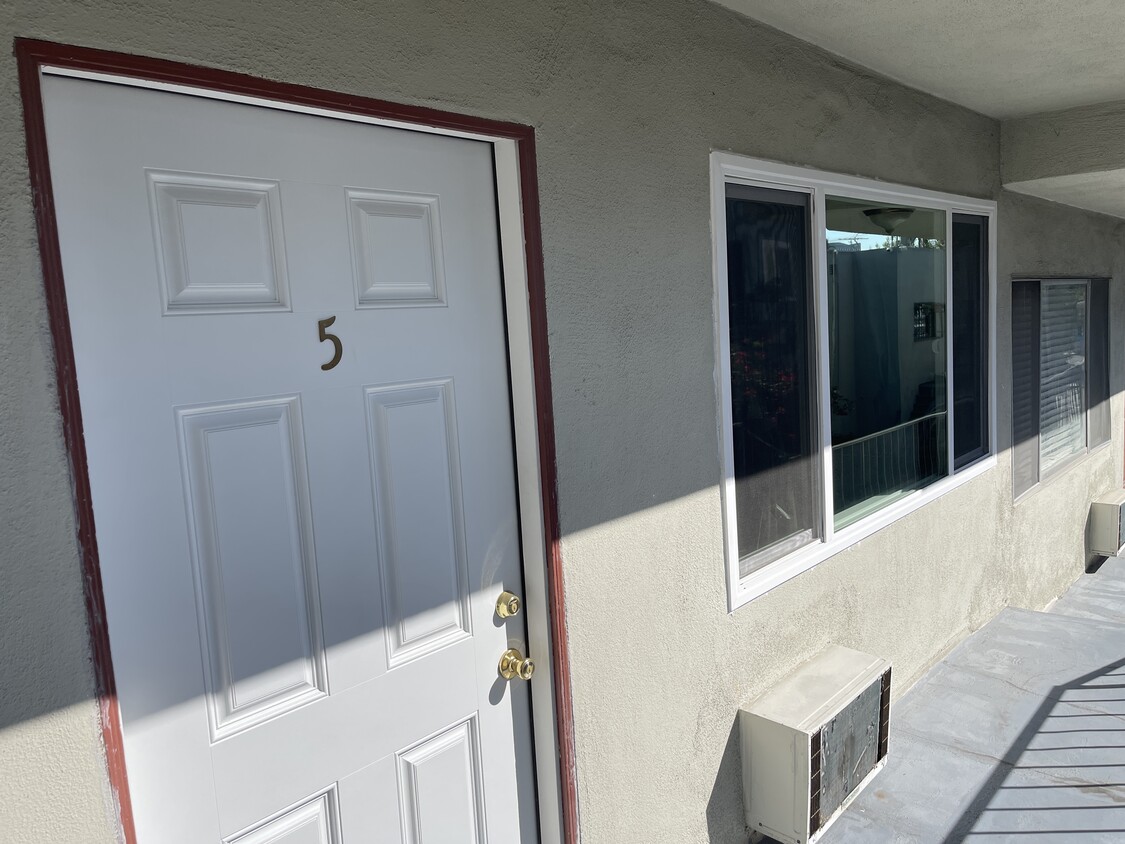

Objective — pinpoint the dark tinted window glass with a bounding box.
[952,215,989,468]
[1011,281,1041,497]
[1088,278,1111,449]
[726,184,820,575]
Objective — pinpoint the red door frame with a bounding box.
[15,37,576,844]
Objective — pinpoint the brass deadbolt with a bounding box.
[498,648,535,681]
[496,591,522,619]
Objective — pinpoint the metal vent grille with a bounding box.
[878,668,892,760]
[814,676,884,826]
[809,729,822,835]
[1118,503,1125,554]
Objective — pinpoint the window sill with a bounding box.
[728,455,997,612]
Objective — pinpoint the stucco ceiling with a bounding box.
[714,0,1125,118]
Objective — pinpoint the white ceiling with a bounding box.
[714,0,1125,118]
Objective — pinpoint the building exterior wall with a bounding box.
[1,2,1122,842]
[1002,100,1125,184]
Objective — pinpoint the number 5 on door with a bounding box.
[318,316,343,371]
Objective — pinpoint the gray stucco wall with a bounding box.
[995,192,1125,602]
[1,2,1122,842]
[1002,100,1125,183]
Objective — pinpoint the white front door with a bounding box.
[42,73,539,843]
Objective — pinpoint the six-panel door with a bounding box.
[42,73,537,842]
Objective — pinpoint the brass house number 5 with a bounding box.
[318,316,343,371]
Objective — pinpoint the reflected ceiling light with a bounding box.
[864,207,914,235]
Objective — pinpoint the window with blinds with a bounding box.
[1039,283,1087,476]
[1012,278,1110,498]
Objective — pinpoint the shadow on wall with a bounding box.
[706,718,749,842]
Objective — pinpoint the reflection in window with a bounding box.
[826,197,947,528]
[952,215,989,469]
[726,184,820,575]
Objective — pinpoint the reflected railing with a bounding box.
[832,411,947,528]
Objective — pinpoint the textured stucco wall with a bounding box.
[995,191,1125,603]
[1,2,1123,843]
[0,39,121,842]
[1002,100,1125,183]
[1001,102,1125,220]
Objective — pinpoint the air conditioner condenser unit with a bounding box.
[1090,488,1125,557]
[740,645,891,844]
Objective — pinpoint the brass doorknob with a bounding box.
[496,591,522,619]
[498,648,535,681]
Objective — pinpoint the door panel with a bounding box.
[366,380,472,667]
[177,396,328,740]
[398,717,488,844]
[42,73,537,843]
[147,170,291,314]
[227,789,341,844]
[346,188,447,308]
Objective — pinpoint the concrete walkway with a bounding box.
[824,558,1125,843]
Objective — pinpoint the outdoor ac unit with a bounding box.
[740,645,891,844]
[1090,488,1125,556]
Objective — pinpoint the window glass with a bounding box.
[1011,282,1041,498]
[715,157,999,604]
[952,215,989,468]
[726,184,820,574]
[1039,282,1087,476]
[1087,278,1111,449]
[826,197,947,529]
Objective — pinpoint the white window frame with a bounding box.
[711,152,998,612]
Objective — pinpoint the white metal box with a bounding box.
[1090,488,1125,556]
[740,645,891,844]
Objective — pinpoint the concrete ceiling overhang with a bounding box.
[716,0,1125,221]
[713,0,1125,120]
[1004,170,1125,221]
[1002,100,1125,221]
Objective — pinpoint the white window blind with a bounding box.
[1039,283,1087,476]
